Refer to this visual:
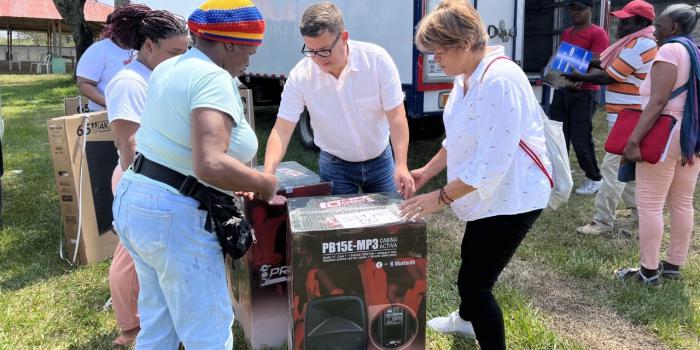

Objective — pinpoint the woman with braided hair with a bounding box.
[103,4,188,346]
[106,5,189,171]
[75,4,140,112]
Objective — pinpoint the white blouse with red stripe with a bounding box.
[442,46,552,222]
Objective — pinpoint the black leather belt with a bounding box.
[131,153,230,209]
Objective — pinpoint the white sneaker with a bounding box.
[576,221,612,235]
[427,311,476,338]
[575,179,602,195]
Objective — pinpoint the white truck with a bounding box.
[242,0,610,148]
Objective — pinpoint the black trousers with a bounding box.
[548,89,602,181]
[458,209,542,350]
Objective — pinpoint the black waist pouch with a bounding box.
[204,191,255,261]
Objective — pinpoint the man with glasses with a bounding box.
[263,2,414,198]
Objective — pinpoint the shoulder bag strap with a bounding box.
[669,83,689,100]
[519,140,554,188]
[479,56,511,83]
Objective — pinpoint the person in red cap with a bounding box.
[548,0,610,196]
[608,0,656,22]
[566,0,657,236]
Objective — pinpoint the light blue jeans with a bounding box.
[112,177,234,350]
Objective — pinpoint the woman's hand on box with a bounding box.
[400,190,445,220]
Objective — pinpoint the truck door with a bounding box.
[412,0,520,138]
[474,0,521,62]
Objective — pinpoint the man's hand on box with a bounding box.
[394,166,416,199]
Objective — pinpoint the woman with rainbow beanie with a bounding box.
[111,1,278,348]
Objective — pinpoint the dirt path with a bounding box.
[426,211,668,350]
[502,258,668,350]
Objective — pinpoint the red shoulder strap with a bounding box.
[519,140,554,188]
[479,56,554,189]
[479,56,511,84]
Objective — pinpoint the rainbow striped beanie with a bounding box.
[188,0,265,46]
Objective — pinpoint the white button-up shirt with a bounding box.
[443,46,551,222]
[278,40,405,162]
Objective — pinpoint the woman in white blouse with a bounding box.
[401,1,551,348]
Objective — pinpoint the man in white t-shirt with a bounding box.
[76,37,132,112]
[263,2,414,198]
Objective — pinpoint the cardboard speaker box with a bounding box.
[229,161,331,350]
[287,193,427,350]
[47,111,119,264]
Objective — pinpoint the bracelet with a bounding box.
[440,191,451,205]
[442,187,455,204]
[439,187,454,205]
[437,189,447,206]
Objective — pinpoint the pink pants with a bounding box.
[109,165,140,331]
[109,242,140,331]
[637,128,700,270]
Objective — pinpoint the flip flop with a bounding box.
[112,334,135,347]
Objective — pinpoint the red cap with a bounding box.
[611,0,655,21]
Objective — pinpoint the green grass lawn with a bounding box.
[0,74,699,349]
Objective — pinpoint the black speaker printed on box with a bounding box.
[287,193,427,350]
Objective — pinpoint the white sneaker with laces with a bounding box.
[427,311,476,338]
[575,179,602,195]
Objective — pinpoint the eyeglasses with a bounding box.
[301,33,342,58]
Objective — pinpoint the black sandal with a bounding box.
[659,261,682,280]
[614,267,660,286]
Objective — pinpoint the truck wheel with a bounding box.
[408,117,444,140]
[297,109,318,150]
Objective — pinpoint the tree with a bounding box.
[52,0,94,64]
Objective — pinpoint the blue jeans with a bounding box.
[318,146,397,195]
[112,177,234,350]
